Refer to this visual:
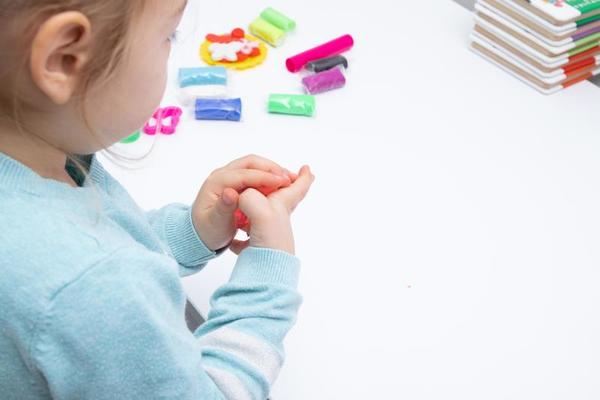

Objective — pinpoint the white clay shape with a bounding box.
[209,42,244,62]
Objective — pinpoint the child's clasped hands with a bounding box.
[190,154,315,256]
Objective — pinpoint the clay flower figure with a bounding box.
[200,28,267,70]
[208,41,244,62]
[239,39,260,55]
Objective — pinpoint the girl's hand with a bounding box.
[231,166,315,256]
[192,155,297,251]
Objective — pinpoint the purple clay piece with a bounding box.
[302,67,346,95]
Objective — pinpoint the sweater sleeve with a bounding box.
[32,246,302,400]
[146,203,218,277]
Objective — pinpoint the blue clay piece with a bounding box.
[195,98,242,122]
[179,67,228,88]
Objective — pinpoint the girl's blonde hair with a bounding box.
[0,0,146,171]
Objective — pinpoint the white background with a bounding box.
[101,1,600,398]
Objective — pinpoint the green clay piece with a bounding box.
[268,94,316,117]
[250,17,285,47]
[121,131,141,144]
[260,7,296,32]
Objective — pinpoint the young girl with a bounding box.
[0,1,314,399]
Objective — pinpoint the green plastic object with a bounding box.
[260,7,296,32]
[120,131,141,144]
[250,17,285,47]
[268,94,316,117]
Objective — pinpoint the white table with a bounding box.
[101,1,600,398]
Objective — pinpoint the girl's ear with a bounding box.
[30,11,92,105]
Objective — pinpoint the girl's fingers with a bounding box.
[270,166,315,212]
[222,188,239,206]
[217,169,290,192]
[285,169,299,182]
[230,239,250,255]
[287,171,298,182]
[213,188,239,217]
[238,188,270,220]
[224,155,287,178]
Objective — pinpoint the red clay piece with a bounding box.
[232,28,245,38]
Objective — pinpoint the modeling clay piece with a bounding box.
[302,67,346,94]
[177,67,228,105]
[305,55,349,73]
[200,28,268,70]
[195,98,242,122]
[249,17,285,47]
[143,107,183,135]
[268,94,316,117]
[178,67,228,87]
[209,42,244,62]
[120,131,141,144]
[286,34,354,73]
[234,209,250,229]
[260,7,296,32]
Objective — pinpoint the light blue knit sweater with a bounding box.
[0,151,302,400]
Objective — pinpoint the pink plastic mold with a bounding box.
[143,106,183,136]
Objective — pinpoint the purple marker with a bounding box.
[302,67,346,95]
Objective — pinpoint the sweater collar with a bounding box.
[0,151,107,195]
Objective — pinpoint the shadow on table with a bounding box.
[453,0,475,10]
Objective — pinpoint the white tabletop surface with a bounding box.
[100,1,600,398]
